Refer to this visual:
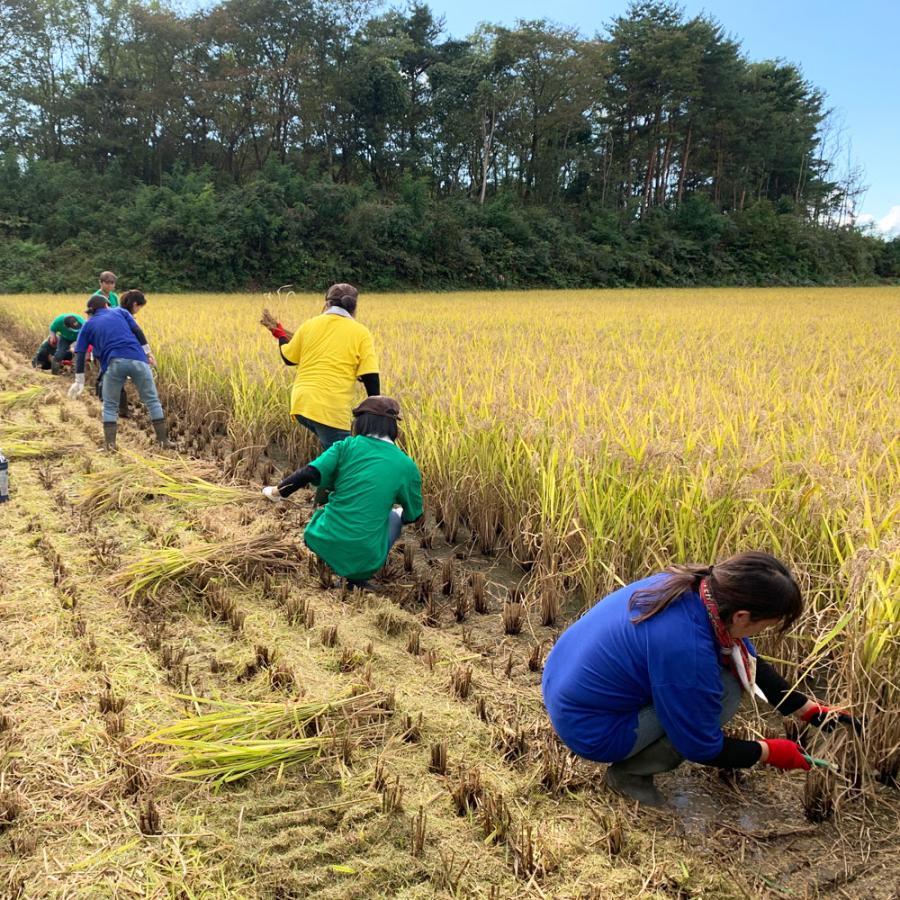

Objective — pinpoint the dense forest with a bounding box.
[0,0,897,291]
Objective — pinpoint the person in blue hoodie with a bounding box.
[542,552,858,805]
[67,295,169,450]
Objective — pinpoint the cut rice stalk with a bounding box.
[138,690,392,783]
[0,385,45,410]
[79,451,261,514]
[2,438,79,460]
[110,533,305,602]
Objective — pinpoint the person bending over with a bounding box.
[95,289,150,417]
[542,552,858,806]
[262,396,422,590]
[68,295,169,450]
[44,314,84,374]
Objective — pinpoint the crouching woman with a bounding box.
[263,396,423,589]
[542,552,856,805]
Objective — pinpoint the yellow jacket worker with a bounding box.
[264,283,380,452]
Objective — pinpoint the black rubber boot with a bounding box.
[50,357,61,375]
[152,418,171,449]
[345,578,382,593]
[118,387,130,419]
[103,422,118,451]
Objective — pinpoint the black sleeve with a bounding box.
[278,336,296,366]
[74,351,87,375]
[359,372,380,395]
[702,737,763,769]
[132,324,148,346]
[755,658,808,716]
[277,464,321,497]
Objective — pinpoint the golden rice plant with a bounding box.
[2,289,898,768]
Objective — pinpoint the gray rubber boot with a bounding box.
[605,767,666,806]
[605,738,685,806]
[151,418,171,449]
[103,422,118,451]
[50,357,61,375]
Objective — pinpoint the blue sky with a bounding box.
[435,0,900,236]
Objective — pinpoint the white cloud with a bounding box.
[856,205,900,237]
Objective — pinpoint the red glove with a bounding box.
[763,739,811,771]
[269,323,288,340]
[800,703,861,733]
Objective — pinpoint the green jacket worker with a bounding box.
[264,283,380,451]
[47,314,84,374]
[542,552,859,806]
[262,396,423,589]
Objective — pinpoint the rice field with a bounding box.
[1,287,898,896]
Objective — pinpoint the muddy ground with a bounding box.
[1,338,898,899]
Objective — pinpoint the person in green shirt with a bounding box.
[45,314,85,374]
[90,271,119,308]
[262,396,424,589]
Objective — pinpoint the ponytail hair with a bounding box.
[630,551,803,633]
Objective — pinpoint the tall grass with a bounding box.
[2,288,898,774]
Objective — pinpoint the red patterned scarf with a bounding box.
[699,578,765,699]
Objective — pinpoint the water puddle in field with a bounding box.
[662,771,771,836]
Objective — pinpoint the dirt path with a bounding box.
[1,339,898,899]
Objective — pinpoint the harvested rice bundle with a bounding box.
[0,385,46,411]
[79,451,260,514]
[138,690,392,783]
[111,533,305,602]
[0,424,39,441]
[2,439,78,460]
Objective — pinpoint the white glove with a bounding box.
[68,373,85,399]
[262,486,283,503]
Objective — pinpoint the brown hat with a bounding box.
[326,283,358,305]
[352,395,402,419]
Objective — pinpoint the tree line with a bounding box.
[0,0,896,292]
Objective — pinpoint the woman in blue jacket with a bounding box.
[542,552,856,805]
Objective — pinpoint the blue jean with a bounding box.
[53,336,74,362]
[347,510,403,586]
[295,414,350,450]
[388,509,403,547]
[102,357,163,423]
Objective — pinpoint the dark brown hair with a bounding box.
[120,290,146,313]
[352,412,398,441]
[630,551,803,632]
[86,295,110,315]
